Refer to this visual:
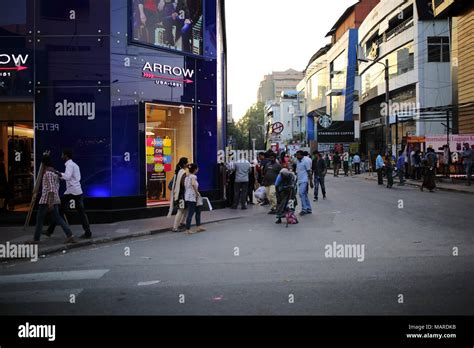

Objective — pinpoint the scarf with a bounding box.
[167,168,186,217]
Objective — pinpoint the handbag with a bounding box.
[197,195,203,206]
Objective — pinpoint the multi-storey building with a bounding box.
[433,0,474,134]
[299,0,379,154]
[358,0,451,158]
[257,69,304,105]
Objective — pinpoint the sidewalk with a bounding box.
[350,172,474,194]
[0,205,267,257]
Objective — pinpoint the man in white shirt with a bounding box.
[45,149,92,239]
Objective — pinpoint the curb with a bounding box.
[360,176,474,195]
[36,216,246,257]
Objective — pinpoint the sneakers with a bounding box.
[79,233,92,239]
[196,226,207,232]
[323,195,326,200]
[64,236,77,244]
[185,229,198,235]
[313,197,318,202]
[268,210,277,215]
[275,218,282,224]
[299,211,307,216]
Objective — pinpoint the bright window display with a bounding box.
[145,103,193,206]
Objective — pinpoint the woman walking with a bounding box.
[421,148,437,192]
[169,157,189,232]
[184,163,206,234]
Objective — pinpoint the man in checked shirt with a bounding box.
[27,155,76,244]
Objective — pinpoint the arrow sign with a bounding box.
[0,66,28,72]
[142,72,193,84]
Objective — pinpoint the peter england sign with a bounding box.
[142,61,195,88]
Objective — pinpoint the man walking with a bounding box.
[232,154,250,209]
[296,151,313,216]
[376,151,384,185]
[353,153,361,175]
[312,152,327,201]
[263,152,281,214]
[461,143,473,186]
[397,150,406,186]
[29,155,75,244]
[46,149,92,239]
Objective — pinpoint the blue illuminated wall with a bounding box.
[0,0,224,206]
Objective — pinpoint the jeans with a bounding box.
[386,167,394,187]
[398,168,405,184]
[185,201,201,230]
[298,182,312,213]
[314,176,326,199]
[377,168,383,185]
[354,163,360,175]
[334,163,340,176]
[233,181,248,208]
[35,204,72,241]
[465,162,473,184]
[48,194,91,235]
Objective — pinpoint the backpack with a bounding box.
[285,210,299,225]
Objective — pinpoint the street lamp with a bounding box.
[358,56,391,157]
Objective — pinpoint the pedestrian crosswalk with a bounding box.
[0,269,109,284]
[0,269,109,304]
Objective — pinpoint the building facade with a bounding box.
[433,0,474,134]
[257,69,304,105]
[0,0,226,222]
[358,0,451,157]
[300,0,379,154]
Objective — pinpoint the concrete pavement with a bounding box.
[1,175,473,315]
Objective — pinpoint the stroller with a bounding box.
[276,172,299,227]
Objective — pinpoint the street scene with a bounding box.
[1,173,473,315]
[0,0,473,344]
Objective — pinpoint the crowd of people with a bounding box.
[374,142,474,191]
[223,150,333,225]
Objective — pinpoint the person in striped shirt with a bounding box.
[27,155,76,244]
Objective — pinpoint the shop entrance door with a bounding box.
[146,128,176,206]
[145,103,193,207]
[0,103,34,212]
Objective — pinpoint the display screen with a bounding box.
[131,0,203,55]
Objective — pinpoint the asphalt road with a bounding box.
[1,175,473,315]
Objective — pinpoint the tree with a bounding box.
[236,102,265,150]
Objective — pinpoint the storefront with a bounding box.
[0,0,226,220]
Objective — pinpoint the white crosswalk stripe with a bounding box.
[0,269,109,284]
[0,270,109,304]
[0,289,83,303]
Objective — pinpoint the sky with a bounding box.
[226,0,358,121]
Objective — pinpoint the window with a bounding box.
[428,37,450,62]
